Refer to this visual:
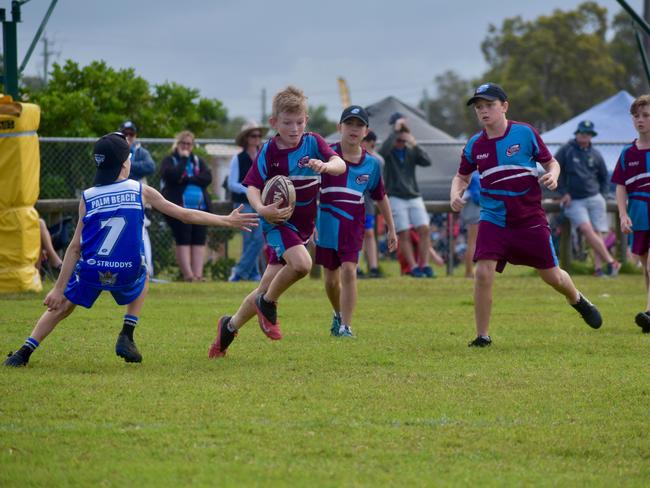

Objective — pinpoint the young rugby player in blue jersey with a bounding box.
[209,86,346,357]
[4,132,258,367]
[316,106,397,337]
[611,95,650,332]
[450,83,602,347]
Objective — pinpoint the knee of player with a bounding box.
[474,266,494,285]
[291,258,312,277]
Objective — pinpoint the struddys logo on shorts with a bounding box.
[506,144,520,157]
[356,174,370,185]
[298,156,311,168]
[94,154,106,167]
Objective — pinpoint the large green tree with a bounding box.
[609,10,647,95]
[419,70,475,138]
[307,104,337,137]
[29,60,227,137]
[480,1,622,131]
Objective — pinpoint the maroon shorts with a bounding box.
[474,221,558,273]
[265,225,308,265]
[630,230,650,256]
[315,246,359,270]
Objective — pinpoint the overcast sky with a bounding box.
[6,0,644,123]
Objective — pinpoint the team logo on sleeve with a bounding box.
[356,174,370,184]
[98,271,118,286]
[298,156,311,168]
[506,144,520,157]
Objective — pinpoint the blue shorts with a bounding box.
[64,272,147,308]
[264,224,307,264]
[364,214,375,230]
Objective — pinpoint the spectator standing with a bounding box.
[360,130,385,278]
[120,120,156,277]
[160,131,213,282]
[228,121,267,282]
[379,113,434,277]
[555,120,620,276]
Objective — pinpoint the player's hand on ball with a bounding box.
[620,214,633,234]
[450,196,465,212]
[259,200,293,224]
[306,158,327,173]
[44,289,66,311]
[228,204,259,232]
[539,172,558,191]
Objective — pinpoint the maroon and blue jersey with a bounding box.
[611,141,650,231]
[458,120,553,229]
[316,143,385,253]
[243,132,338,242]
[76,179,146,289]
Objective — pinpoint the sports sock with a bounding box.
[18,337,39,359]
[226,318,237,333]
[479,335,490,340]
[334,311,342,320]
[121,314,138,340]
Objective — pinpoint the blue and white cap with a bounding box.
[467,83,508,106]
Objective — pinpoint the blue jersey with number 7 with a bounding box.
[77,179,146,289]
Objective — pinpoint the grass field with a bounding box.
[1,264,650,486]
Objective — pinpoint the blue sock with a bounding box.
[121,314,138,340]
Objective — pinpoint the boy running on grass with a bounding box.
[316,106,398,337]
[612,95,650,333]
[209,86,346,357]
[449,83,602,347]
[4,132,258,367]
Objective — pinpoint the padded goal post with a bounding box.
[0,95,42,292]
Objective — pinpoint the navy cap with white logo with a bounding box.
[467,83,508,106]
[575,120,597,136]
[93,132,130,186]
[340,105,369,126]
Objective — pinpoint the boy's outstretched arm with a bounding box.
[375,196,398,253]
[305,155,346,176]
[616,184,632,234]
[44,200,85,311]
[142,185,258,231]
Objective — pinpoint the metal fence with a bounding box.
[36,138,631,278]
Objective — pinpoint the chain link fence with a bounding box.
[38,137,239,278]
[37,138,631,278]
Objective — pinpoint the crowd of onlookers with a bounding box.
[37,117,628,282]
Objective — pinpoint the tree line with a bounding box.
[420,2,645,137]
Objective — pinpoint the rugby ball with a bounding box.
[261,175,296,211]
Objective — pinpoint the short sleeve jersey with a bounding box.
[243,132,338,241]
[458,120,553,229]
[77,179,146,288]
[611,141,650,230]
[316,143,385,253]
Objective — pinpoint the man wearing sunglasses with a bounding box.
[379,113,434,278]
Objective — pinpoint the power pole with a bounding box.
[40,35,55,84]
[261,88,267,122]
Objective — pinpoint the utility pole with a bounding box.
[40,35,55,84]
[261,88,267,122]
[0,2,21,98]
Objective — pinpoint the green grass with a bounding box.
[1,264,650,487]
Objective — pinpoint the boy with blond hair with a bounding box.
[209,86,346,357]
[316,106,397,337]
[450,83,602,347]
[612,95,650,332]
[4,132,257,367]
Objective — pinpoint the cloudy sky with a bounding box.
[7,0,644,122]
